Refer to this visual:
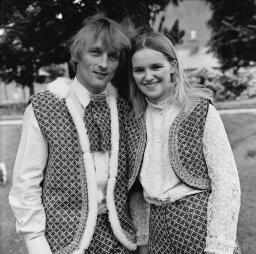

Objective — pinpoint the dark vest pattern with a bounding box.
[168,98,211,189]
[128,98,211,191]
[31,91,136,254]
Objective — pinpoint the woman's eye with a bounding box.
[152,65,162,70]
[133,68,144,74]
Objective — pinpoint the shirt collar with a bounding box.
[146,97,173,111]
[71,77,108,108]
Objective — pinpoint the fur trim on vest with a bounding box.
[31,78,137,254]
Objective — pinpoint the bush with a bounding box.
[0,102,27,117]
[214,74,248,101]
[188,67,253,101]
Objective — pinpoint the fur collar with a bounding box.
[46,77,136,252]
[47,77,118,99]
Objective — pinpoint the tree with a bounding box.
[204,0,256,72]
[0,0,183,95]
[157,15,185,45]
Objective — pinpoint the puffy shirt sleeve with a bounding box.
[8,104,52,254]
[203,104,241,254]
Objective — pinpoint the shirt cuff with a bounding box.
[205,237,237,254]
[24,234,52,254]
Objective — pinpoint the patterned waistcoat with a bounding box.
[168,98,211,189]
[31,78,137,254]
[127,98,211,191]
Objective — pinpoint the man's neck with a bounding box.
[76,75,107,95]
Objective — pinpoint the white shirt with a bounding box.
[140,101,202,204]
[139,102,241,254]
[9,78,111,254]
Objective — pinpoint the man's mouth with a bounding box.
[93,71,108,78]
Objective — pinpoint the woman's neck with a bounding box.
[146,96,173,110]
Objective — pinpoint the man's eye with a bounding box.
[90,49,101,55]
[109,53,119,61]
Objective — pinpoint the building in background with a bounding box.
[155,0,219,70]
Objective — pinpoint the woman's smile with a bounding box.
[132,48,175,102]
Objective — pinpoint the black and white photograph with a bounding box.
[0,0,256,253]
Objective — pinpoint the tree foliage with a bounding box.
[204,0,256,71]
[0,0,183,95]
[157,15,185,45]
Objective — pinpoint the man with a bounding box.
[9,14,138,254]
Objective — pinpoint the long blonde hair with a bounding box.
[128,31,212,118]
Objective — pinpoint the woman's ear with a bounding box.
[170,59,177,72]
[169,73,175,86]
[169,60,177,87]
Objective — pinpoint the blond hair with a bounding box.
[128,31,212,118]
[70,13,131,73]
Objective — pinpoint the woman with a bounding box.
[128,31,241,254]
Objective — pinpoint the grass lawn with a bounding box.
[0,125,26,254]
[215,97,256,110]
[0,112,256,254]
[221,113,256,254]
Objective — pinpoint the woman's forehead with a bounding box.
[132,48,168,65]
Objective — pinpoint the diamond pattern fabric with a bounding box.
[85,213,131,253]
[31,92,137,253]
[32,91,88,253]
[149,191,240,254]
[169,98,211,189]
[84,94,111,152]
[149,191,209,254]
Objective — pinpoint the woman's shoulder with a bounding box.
[206,103,221,122]
[184,97,210,115]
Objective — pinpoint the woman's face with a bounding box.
[131,48,175,103]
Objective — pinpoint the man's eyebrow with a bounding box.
[88,46,102,50]
[87,45,120,56]
[109,50,120,55]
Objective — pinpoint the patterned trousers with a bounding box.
[148,191,240,254]
[84,212,131,254]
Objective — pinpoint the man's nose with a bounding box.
[98,53,108,69]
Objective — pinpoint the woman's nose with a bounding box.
[144,69,154,81]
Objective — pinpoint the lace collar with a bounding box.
[146,97,173,111]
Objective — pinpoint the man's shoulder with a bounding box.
[30,77,72,103]
[46,77,72,99]
[29,90,50,104]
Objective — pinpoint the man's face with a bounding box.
[76,37,120,94]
